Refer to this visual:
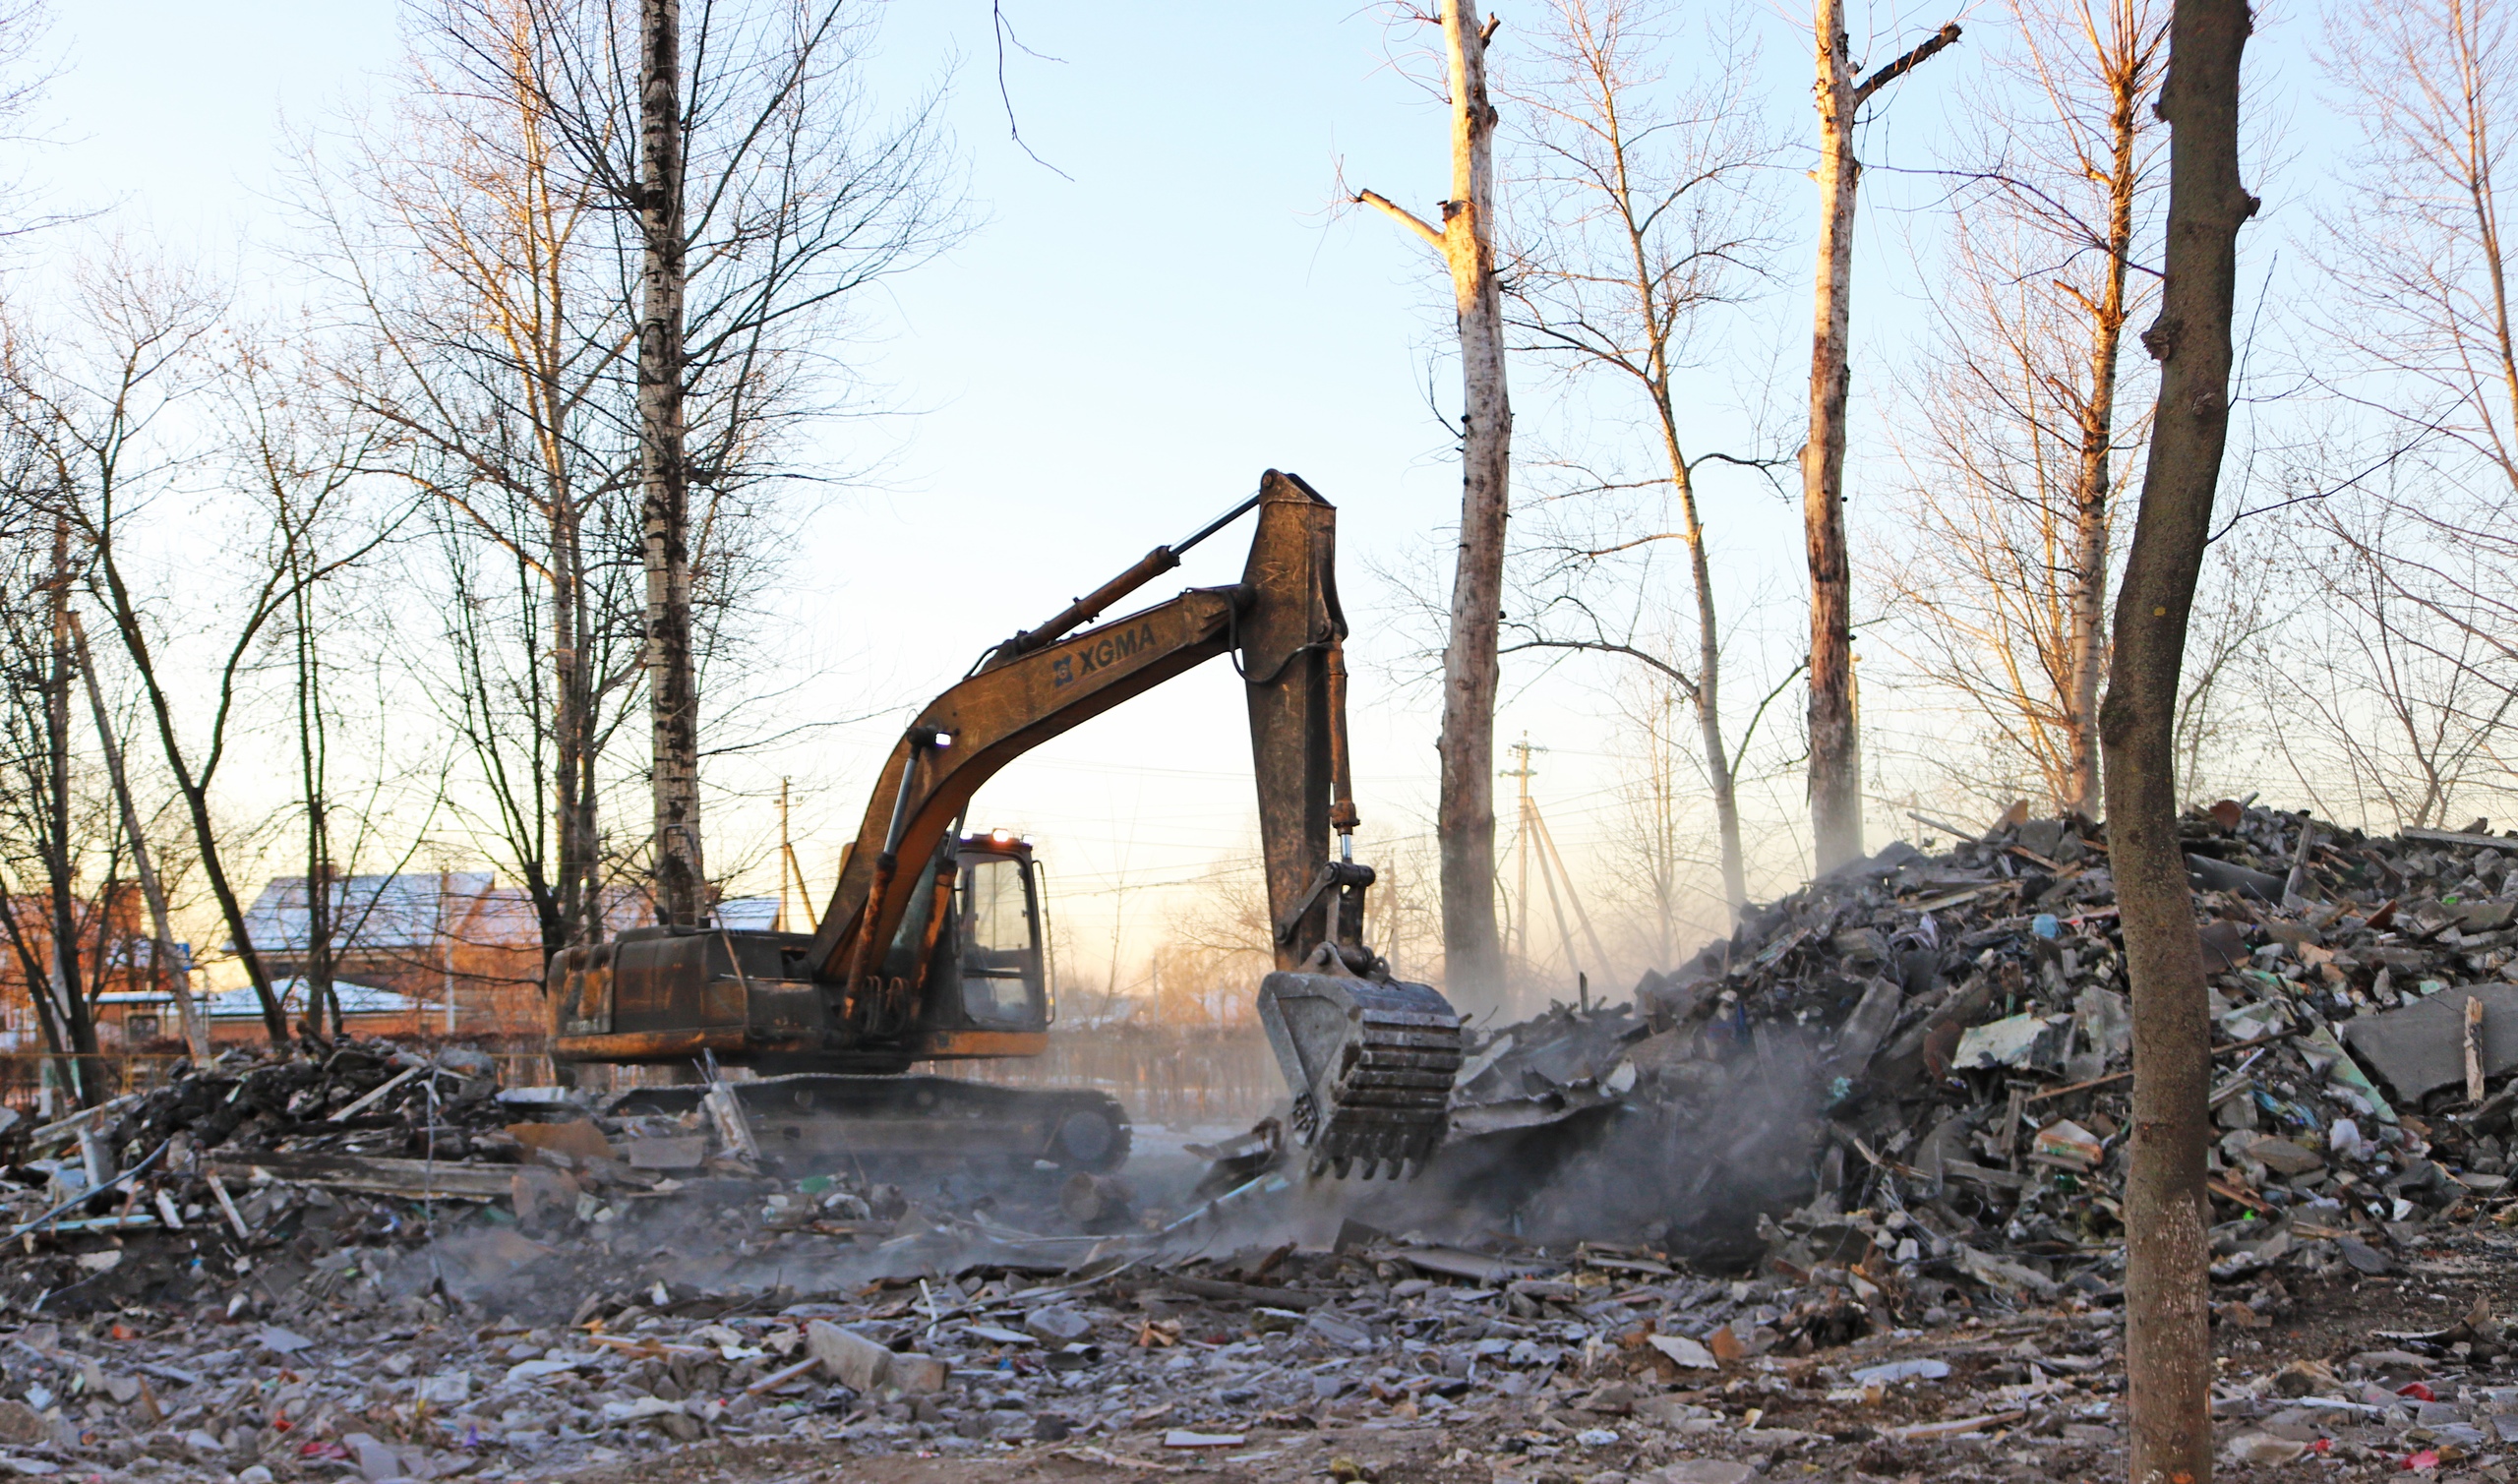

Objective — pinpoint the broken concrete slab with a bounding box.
[806,1319,893,1393]
[2340,983,2518,1101]
[1949,1012,2070,1071]
[2244,1136,2325,1176]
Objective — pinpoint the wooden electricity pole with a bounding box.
[2100,0,2254,1476]
[1356,2,1510,1007]
[640,0,705,927]
[1802,3,1961,871]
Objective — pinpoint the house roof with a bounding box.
[236,874,495,958]
[719,897,779,932]
[199,978,443,1019]
[233,874,788,957]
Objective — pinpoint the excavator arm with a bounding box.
[806,470,1360,1016]
[550,470,1462,1179]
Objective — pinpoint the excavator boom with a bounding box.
[550,471,1463,1178]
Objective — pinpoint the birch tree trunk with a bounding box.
[641,0,705,928]
[43,519,95,1087]
[1802,6,1959,871]
[1359,3,1510,1005]
[2099,0,2254,1476]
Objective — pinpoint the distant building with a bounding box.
[0,885,174,1052]
[95,978,449,1046]
[207,874,780,1047]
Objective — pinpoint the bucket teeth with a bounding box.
[1258,972,1465,1180]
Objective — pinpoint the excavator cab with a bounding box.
[944,832,1048,1031]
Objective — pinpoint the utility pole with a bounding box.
[1499,736,1610,995]
[640,0,705,927]
[68,614,207,1060]
[776,778,817,933]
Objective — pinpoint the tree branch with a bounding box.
[1500,635,1703,704]
[1854,22,1963,107]
[1355,189,1446,251]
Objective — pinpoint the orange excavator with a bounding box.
[547,472,1465,1180]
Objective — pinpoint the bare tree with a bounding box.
[1503,0,1781,916]
[2247,496,2518,827]
[1880,0,2167,819]
[2100,0,2255,1472]
[2311,0,2518,504]
[5,264,408,1047]
[0,511,104,1090]
[1802,2,1962,870]
[1354,1,1512,1007]
[216,335,409,1039]
[304,0,962,961]
[2280,0,2518,828]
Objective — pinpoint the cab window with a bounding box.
[959,855,1041,1025]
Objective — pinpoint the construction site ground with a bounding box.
[477,1224,2518,1484]
[20,801,2518,1482]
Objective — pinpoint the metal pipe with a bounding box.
[1003,491,1264,659]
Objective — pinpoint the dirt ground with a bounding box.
[511,1223,2518,1484]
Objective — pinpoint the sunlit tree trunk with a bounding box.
[1357,3,1510,1006]
[1803,3,1960,869]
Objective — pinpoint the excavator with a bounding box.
[547,472,1466,1181]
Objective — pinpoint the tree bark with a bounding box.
[68,613,207,1059]
[1803,8,1960,871]
[2064,31,2151,819]
[2099,1,2254,1478]
[640,0,705,928]
[1656,424,1747,915]
[1359,3,1510,1007]
[1803,0,1864,873]
[42,519,95,1094]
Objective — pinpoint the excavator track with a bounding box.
[1257,972,1464,1179]
[611,1075,1131,1177]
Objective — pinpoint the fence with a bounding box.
[924,1024,1284,1129]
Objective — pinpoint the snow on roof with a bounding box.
[717,897,779,932]
[235,874,496,957]
[198,978,443,1019]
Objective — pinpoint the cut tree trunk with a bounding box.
[640,0,705,928]
[1358,3,1511,1007]
[1803,0,1864,873]
[2098,0,2254,1478]
[1802,8,1961,873]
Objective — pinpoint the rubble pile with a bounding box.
[6,801,2518,1479]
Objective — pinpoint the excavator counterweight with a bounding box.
[551,472,1464,1180]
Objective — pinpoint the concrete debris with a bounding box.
[4,801,2518,1479]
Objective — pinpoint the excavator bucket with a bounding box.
[1257,971,1464,1179]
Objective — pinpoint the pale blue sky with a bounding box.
[30,0,2333,996]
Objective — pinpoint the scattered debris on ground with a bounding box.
[6,800,2518,1480]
